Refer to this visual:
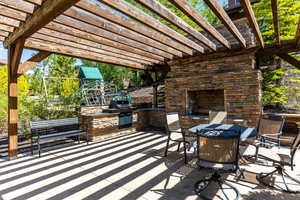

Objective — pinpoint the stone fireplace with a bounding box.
[165,21,263,132]
[187,89,225,116]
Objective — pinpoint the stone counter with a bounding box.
[135,108,166,132]
[80,112,137,141]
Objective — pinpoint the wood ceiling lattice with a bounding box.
[0,0,299,72]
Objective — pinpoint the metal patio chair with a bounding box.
[256,130,300,193]
[246,114,285,161]
[209,110,227,124]
[194,129,242,200]
[164,112,192,164]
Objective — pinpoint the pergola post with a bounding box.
[152,71,158,108]
[7,39,24,159]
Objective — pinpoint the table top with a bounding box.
[188,124,257,139]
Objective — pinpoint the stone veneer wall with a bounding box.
[165,22,262,129]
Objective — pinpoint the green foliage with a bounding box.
[262,67,288,105]
[125,0,221,33]
[253,0,300,44]
[253,0,300,107]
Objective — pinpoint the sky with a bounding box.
[0,42,37,63]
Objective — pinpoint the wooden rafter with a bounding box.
[56,14,173,59]
[64,7,177,58]
[101,0,204,54]
[76,0,187,56]
[277,53,300,69]
[0,31,9,37]
[240,0,264,48]
[258,40,300,56]
[17,51,51,75]
[37,28,160,64]
[271,0,280,45]
[23,0,42,5]
[296,16,300,45]
[169,0,230,49]
[0,0,35,14]
[0,5,27,21]
[31,33,154,65]
[0,24,14,32]
[4,0,80,47]
[203,0,246,48]
[25,39,149,70]
[135,0,216,51]
[45,22,165,62]
[0,15,20,27]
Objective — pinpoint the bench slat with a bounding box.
[30,118,79,129]
[32,130,86,141]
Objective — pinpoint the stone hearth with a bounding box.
[165,22,262,131]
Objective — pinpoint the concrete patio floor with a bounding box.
[0,131,300,200]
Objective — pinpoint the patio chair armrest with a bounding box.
[170,130,182,133]
[260,133,281,140]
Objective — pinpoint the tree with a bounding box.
[253,0,300,109]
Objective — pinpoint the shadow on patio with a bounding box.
[0,131,299,200]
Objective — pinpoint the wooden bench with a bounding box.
[30,118,88,157]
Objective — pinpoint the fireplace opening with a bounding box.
[187,89,225,115]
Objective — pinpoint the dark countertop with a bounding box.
[181,114,209,120]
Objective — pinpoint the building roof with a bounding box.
[0,58,7,66]
[79,66,103,80]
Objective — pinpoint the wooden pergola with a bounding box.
[0,0,299,158]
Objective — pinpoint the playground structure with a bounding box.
[79,66,131,106]
[42,66,131,107]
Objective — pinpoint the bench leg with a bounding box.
[38,139,41,158]
[31,138,33,155]
[86,132,89,145]
[78,135,80,144]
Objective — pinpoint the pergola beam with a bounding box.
[31,33,155,65]
[0,0,35,14]
[45,22,165,62]
[23,0,42,5]
[135,0,216,51]
[277,53,300,69]
[101,0,204,54]
[25,39,149,70]
[37,28,160,64]
[271,0,280,45]
[76,0,186,56]
[0,15,20,27]
[4,0,80,47]
[0,24,14,32]
[56,14,172,59]
[63,7,175,59]
[0,31,9,37]
[203,0,246,48]
[240,0,264,48]
[0,4,27,21]
[169,0,230,49]
[17,50,51,75]
[257,39,300,56]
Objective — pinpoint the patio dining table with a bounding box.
[188,123,258,139]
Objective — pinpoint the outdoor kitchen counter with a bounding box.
[79,111,137,141]
[135,108,166,131]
